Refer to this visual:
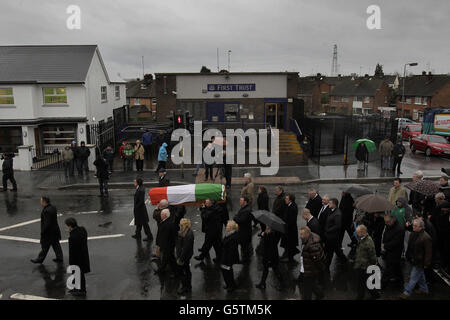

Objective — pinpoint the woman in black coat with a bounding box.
[256,226,282,289]
[176,218,194,295]
[220,221,240,292]
[256,186,269,234]
[355,142,368,171]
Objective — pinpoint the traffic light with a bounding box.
[173,112,184,129]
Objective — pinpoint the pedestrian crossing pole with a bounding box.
[180,147,184,179]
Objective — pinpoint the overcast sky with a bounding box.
[1,0,449,80]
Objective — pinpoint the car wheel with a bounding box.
[410,144,416,153]
[426,147,432,157]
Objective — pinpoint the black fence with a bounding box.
[31,146,64,170]
[300,115,398,158]
[86,119,115,154]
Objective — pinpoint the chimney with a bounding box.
[422,71,427,75]
[427,71,433,81]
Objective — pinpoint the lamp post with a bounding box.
[228,50,231,72]
[401,62,418,117]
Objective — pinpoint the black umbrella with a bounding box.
[405,180,440,197]
[344,185,372,197]
[354,194,394,213]
[252,210,286,234]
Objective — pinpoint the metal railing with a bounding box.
[31,147,63,170]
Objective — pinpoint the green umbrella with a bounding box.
[352,139,376,152]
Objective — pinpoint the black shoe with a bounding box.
[131,235,141,240]
[177,287,191,295]
[53,258,63,263]
[194,255,204,261]
[143,236,153,242]
[30,259,43,264]
[255,283,266,289]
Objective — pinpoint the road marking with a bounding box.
[0,235,40,243]
[0,234,124,244]
[0,214,62,232]
[0,294,2,299]
[10,293,58,300]
[433,268,450,287]
[63,210,103,215]
[129,218,135,226]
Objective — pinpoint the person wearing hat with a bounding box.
[158,168,170,187]
[134,140,145,172]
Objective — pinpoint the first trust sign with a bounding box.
[207,83,256,92]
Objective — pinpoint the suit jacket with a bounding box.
[40,204,61,245]
[157,217,177,253]
[307,216,322,239]
[158,175,170,187]
[134,186,149,225]
[176,229,194,264]
[317,205,331,232]
[221,231,240,267]
[272,193,286,218]
[280,202,299,248]
[68,226,91,273]
[200,204,223,238]
[306,194,322,217]
[233,204,253,243]
[324,208,342,243]
[261,230,280,266]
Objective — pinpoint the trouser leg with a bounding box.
[135,224,143,237]
[302,276,313,300]
[83,159,89,173]
[37,242,51,262]
[77,160,83,175]
[181,263,192,289]
[99,179,104,195]
[2,174,7,190]
[108,160,114,172]
[260,265,269,284]
[70,160,75,175]
[80,272,86,292]
[222,268,235,288]
[143,223,152,237]
[52,241,63,260]
[212,238,222,259]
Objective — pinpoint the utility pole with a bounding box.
[228,50,231,72]
[331,45,338,76]
[401,62,418,117]
[217,48,219,72]
[141,56,144,79]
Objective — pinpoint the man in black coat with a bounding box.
[233,196,254,263]
[31,197,63,264]
[93,156,109,197]
[317,195,331,233]
[439,176,450,201]
[280,193,300,262]
[324,198,347,270]
[156,208,177,274]
[176,218,195,295]
[306,189,322,217]
[132,178,152,241]
[76,141,91,176]
[272,186,286,218]
[256,226,283,289]
[392,140,406,176]
[1,153,17,192]
[65,217,90,296]
[195,199,223,262]
[339,192,355,246]
[381,213,405,289]
[431,193,450,271]
[301,208,322,240]
[158,168,170,187]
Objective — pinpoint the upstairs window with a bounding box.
[414,96,422,104]
[364,96,370,103]
[101,86,107,102]
[115,86,120,99]
[0,88,14,105]
[43,87,67,104]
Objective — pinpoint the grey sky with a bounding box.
[1,0,449,80]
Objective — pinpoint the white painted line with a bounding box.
[0,214,62,232]
[129,218,135,226]
[0,294,2,299]
[10,293,58,300]
[64,210,103,215]
[0,235,40,243]
[433,268,450,287]
[60,234,125,243]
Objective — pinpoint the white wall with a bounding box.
[85,50,126,124]
[0,84,34,119]
[176,74,287,99]
[34,85,87,118]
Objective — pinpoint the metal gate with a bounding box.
[31,146,64,170]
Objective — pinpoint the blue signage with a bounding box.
[207,83,256,92]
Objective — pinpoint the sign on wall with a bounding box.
[434,114,450,133]
[207,84,256,92]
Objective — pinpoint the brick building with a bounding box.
[396,73,450,121]
[154,72,300,130]
[126,75,156,119]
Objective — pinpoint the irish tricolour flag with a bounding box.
[149,183,225,205]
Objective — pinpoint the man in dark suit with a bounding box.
[272,186,286,218]
[280,193,300,262]
[158,168,170,187]
[233,196,254,263]
[195,198,223,262]
[132,178,152,241]
[156,208,177,274]
[31,196,63,264]
[306,189,322,217]
[317,195,331,232]
[301,208,322,239]
[65,217,90,296]
[324,198,347,270]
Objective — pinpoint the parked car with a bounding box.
[396,118,419,130]
[402,124,422,141]
[410,134,450,157]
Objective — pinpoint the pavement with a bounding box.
[1,143,449,300]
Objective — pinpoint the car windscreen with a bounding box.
[429,136,449,144]
[409,125,421,131]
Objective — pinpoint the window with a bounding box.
[134,98,140,105]
[0,88,14,105]
[415,97,422,105]
[0,127,23,153]
[101,86,107,102]
[224,104,239,121]
[43,88,67,104]
[429,136,449,144]
[423,97,428,105]
[41,124,77,151]
[406,97,412,104]
[342,97,349,102]
[364,96,370,103]
[115,86,120,99]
